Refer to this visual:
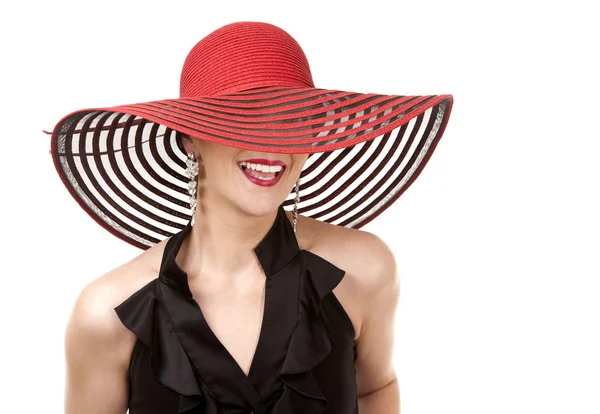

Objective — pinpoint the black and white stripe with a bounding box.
[51,86,452,249]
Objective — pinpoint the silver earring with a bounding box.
[185,152,199,226]
[293,177,300,233]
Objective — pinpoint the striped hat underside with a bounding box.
[52,87,452,249]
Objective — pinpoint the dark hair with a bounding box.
[175,131,188,153]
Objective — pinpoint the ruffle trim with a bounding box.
[114,280,206,413]
[114,250,346,414]
[272,250,346,414]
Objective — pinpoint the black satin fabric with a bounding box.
[114,204,359,414]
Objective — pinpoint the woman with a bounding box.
[52,21,453,413]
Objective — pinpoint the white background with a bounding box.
[1,1,598,413]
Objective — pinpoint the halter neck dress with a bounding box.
[114,204,359,414]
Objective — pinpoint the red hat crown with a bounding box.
[179,22,315,97]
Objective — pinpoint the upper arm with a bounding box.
[64,276,132,414]
[353,232,400,398]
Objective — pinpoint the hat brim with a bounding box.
[50,86,453,249]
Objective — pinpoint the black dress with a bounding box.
[114,204,359,413]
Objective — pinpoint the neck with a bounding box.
[176,197,282,286]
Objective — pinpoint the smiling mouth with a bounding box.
[238,161,286,181]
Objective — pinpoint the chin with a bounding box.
[230,177,293,217]
[236,198,286,218]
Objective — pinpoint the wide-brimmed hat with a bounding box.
[49,21,454,249]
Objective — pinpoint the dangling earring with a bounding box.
[185,152,199,226]
[293,177,301,234]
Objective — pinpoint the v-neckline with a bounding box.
[157,203,301,403]
[190,278,266,380]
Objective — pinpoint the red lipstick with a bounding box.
[237,159,287,187]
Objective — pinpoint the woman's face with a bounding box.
[182,135,309,216]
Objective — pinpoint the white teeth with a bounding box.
[239,161,283,173]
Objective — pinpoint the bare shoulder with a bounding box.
[65,237,169,369]
[71,237,166,319]
[293,212,398,341]
[64,238,170,413]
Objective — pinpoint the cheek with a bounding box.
[292,155,309,175]
[200,145,239,176]
[205,158,237,184]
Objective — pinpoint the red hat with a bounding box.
[49,21,454,249]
